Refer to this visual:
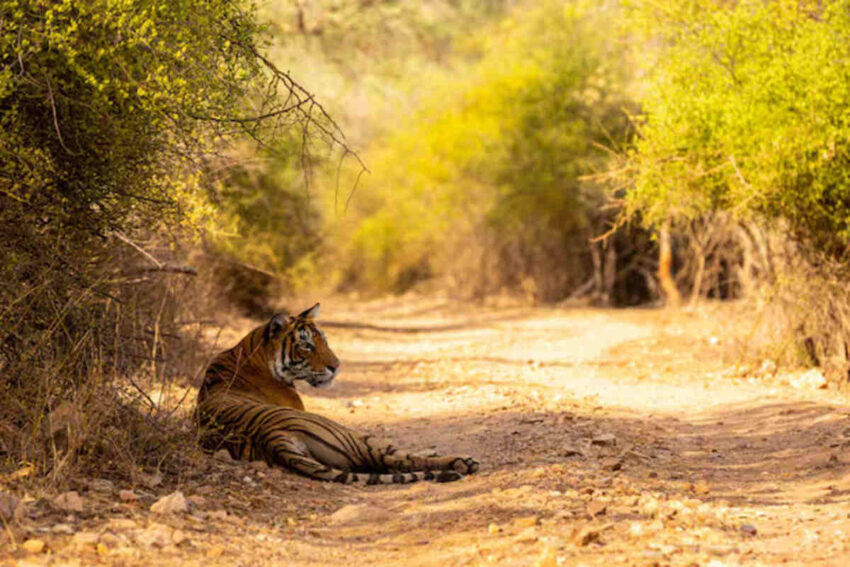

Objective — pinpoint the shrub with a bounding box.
[625,0,850,254]
[335,1,635,301]
[0,0,336,484]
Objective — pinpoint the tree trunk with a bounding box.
[602,241,617,306]
[658,218,680,307]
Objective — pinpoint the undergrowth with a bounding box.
[0,234,216,493]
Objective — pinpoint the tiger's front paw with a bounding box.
[449,456,479,475]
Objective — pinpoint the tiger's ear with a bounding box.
[265,311,292,342]
[296,303,320,320]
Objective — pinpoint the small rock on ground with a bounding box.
[71,531,100,549]
[591,434,617,447]
[150,491,188,515]
[136,523,174,548]
[22,539,45,554]
[53,491,83,512]
[119,489,137,502]
[0,491,19,520]
[788,368,827,390]
[88,478,115,493]
[328,504,393,524]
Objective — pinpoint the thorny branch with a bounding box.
[225,38,371,199]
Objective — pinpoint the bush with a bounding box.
[334,1,635,301]
[623,0,850,379]
[625,0,850,254]
[0,0,337,484]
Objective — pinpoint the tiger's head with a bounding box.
[264,303,340,388]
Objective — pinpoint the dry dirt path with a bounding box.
[6,298,850,566]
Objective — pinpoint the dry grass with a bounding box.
[0,235,219,494]
[738,255,850,385]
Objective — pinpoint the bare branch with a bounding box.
[111,230,163,268]
[186,98,312,124]
[129,264,198,276]
[45,75,80,156]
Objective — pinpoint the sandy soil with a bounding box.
[5,297,850,566]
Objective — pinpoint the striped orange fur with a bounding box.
[195,304,479,484]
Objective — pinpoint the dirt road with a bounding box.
[7,298,850,566]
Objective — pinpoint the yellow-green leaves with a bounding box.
[337,1,632,297]
[0,0,268,237]
[625,0,850,252]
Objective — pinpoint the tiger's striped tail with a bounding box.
[335,469,464,485]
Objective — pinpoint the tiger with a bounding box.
[195,303,479,484]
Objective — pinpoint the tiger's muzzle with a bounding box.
[306,364,338,388]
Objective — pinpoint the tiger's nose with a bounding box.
[327,362,339,373]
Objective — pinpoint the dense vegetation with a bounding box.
[0,0,343,482]
[227,1,642,303]
[624,0,850,373]
[334,2,634,300]
[626,0,850,253]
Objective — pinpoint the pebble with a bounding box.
[141,472,163,488]
[107,518,138,530]
[22,539,45,554]
[534,545,558,567]
[741,524,758,537]
[488,523,501,534]
[563,447,583,458]
[118,489,137,502]
[0,491,20,521]
[759,359,777,376]
[328,504,393,524]
[789,368,827,390]
[136,523,174,548]
[53,491,83,512]
[575,525,601,546]
[71,531,100,548]
[214,449,232,462]
[150,491,188,515]
[600,457,623,471]
[591,434,617,447]
[88,478,115,493]
[51,523,75,534]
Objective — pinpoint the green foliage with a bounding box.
[625,0,850,253]
[268,0,508,65]
[204,0,515,295]
[0,0,329,480]
[336,1,633,298]
[210,137,323,301]
[0,0,267,239]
